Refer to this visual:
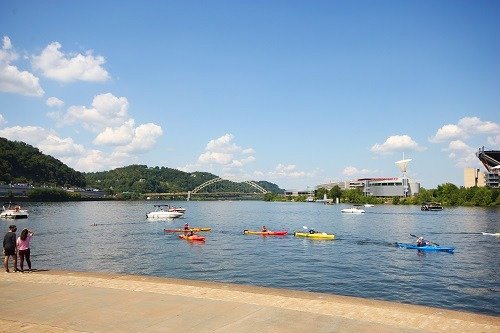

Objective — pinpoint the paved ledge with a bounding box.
[0,270,498,332]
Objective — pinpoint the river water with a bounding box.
[6,201,499,315]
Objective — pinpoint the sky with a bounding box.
[0,1,499,190]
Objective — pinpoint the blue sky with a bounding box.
[1,1,499,189]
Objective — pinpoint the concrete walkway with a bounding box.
[0,270,498,332]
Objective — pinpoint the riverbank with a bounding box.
[0,270,498,332]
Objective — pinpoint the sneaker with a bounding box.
[5,269,9,273]
[13,268,20,272]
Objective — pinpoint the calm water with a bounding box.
[6,201,499,315]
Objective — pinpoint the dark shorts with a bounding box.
[3,248,16,256]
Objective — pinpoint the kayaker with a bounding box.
[416,237,429,247]
[183,223,190,231]
[261,226,268,232]
[309,229,316,234]
[186,230,195,237]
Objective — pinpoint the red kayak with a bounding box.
[179,234,205,241]
[244,230,288,236]
[164,228,211,232]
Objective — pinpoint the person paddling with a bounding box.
[261,226,268,232]
[183,223,190,231]
[416,237,430,247]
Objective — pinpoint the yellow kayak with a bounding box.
[294,232,335,240]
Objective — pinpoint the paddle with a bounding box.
[410,234,439,246]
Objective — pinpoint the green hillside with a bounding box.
[0,137,284,196]
[85,165,284,194]
[0,137,86,187]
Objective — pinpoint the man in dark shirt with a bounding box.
[3,225,19,272]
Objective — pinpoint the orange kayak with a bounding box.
[179,234,205,241]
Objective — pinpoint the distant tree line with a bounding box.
[85,165,284,196]
[0,138,284,199]
[310,183,500,207]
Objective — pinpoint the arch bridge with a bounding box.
[187,177,268,200]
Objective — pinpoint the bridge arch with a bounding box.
[191,178,268,194]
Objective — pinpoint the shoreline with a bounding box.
[1,270,498,332]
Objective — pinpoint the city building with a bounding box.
[316,157,420,197]
[464,168,486,188]
[284,188,315,197]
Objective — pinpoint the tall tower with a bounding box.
[395,155,412,197]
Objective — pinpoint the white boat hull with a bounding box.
[341,208,365,214]
[146,211,183,219]
[0,210,29,219]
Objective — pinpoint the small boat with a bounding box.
[482,232,500,237]
[169,206,186,213]
[164,228,211,232]
[364,204,374,207]
[179,234,205,241]
[341,206,365,214]
[421,202,443,211]
[146,205,184,219]
[0,203,29,219]
[293,232,335,240]
[243,230,288,236]
[395,243,454,253]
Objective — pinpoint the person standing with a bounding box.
[16,228,33,272]
[3,225,19,273]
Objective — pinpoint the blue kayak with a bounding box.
[396,242,454,253]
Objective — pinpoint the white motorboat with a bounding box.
[341,206,365,214]
[364,204,374,207]
[146,205,184,219]
[0,203,29,219]
[168,206,186,213]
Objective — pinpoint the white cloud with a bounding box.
[46,97,64,108]
[32,41,110,82]
[242,148,255,154]
[93,119,135,146]
[0,63,45,97]
[0,114,5,126]
[0,126,84,157]
[38,134,85,156]
[371,135,424,155]
[69,150,136,172]
[448,140,471,152]
[268,164,309,178]
[487,135,500,147]
[197,133,255,168]
[0,36,17,62]
[62,93,130,131]
[429,124,464,142]
[0,125,52,143]
[430,116,500,143]
[0,122,162,172]
[0,36,44,97]
[444,140,479,168]
[116,123,163,153]
[342,166,373,177]
[176,163,200,173]
[458,117,500,134]
[198,151,233,165]
[2,36,12,50]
